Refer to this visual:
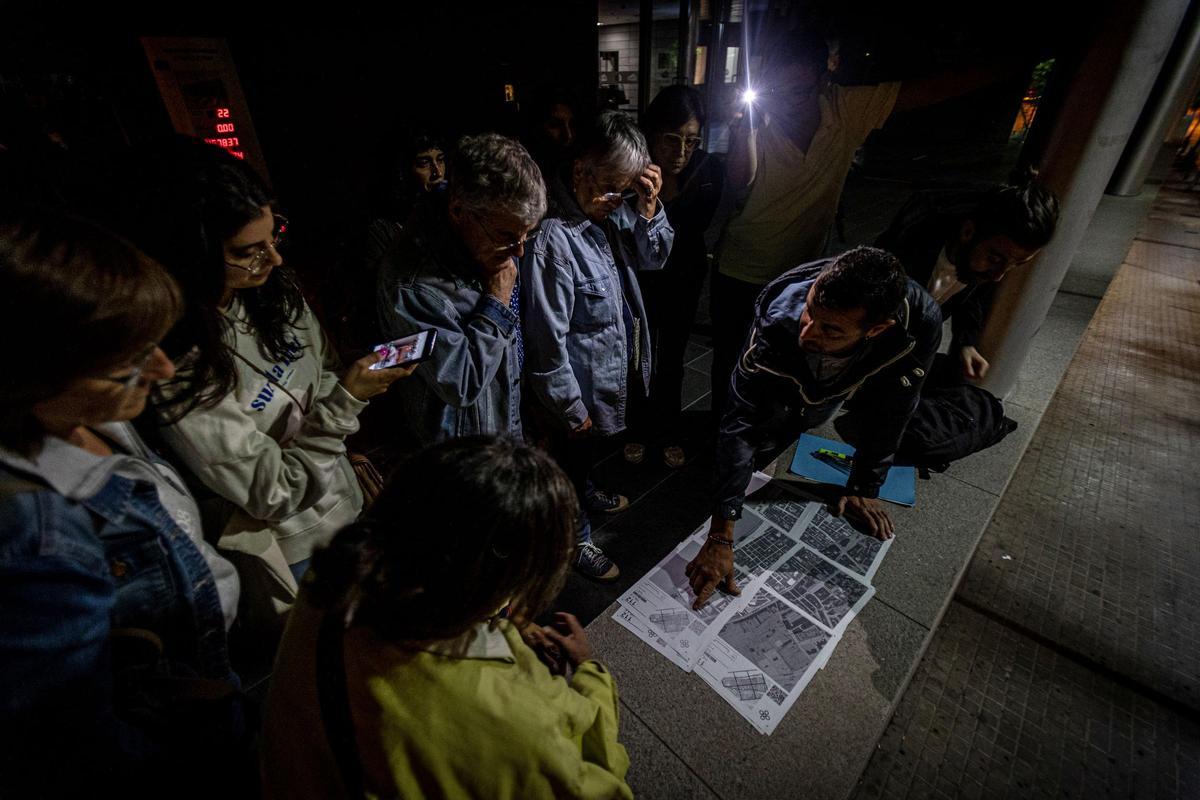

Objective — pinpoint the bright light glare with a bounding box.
[742,88,759,105]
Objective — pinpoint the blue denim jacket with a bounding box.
[521,175,674,435]
[377,200,523,445]
[0,429,235,776]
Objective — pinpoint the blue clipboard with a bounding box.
[788,433,916,507]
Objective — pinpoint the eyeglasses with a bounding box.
[660,133,702,154]
[100,343,160,392]
[225,214,289,276]
[597,189,639,203]
[475,215,539,254]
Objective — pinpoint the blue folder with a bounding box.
[787,433,916,507]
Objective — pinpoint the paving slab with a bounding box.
[852,602,1200,800]
[943,399,1040,497]
[588,597,929,800]
[960,248,1200,710]
[619,705,720,800]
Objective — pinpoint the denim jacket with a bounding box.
[521,174,674,434]
[377,199,523,445]
[0,424,236,782]
[714,260,943,519]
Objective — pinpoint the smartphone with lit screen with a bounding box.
[369,329,438,370]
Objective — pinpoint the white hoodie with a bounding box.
[158,298,366,575]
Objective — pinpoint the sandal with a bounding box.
[663,446,686,468]
[623,443,645,464]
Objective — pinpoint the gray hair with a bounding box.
[575,111,650,178]
[448,134,547,226]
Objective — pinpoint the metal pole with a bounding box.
[702,0,728,143]
[680,0,700,85]
[1109,0,1200,194]
[978,0,1190,399]
[639,0,654,117]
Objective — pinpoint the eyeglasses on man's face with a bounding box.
[225,214,289,276]
[99,343,160,392]
[475,214,539,255]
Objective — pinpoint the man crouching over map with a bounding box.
[687,246,942,608]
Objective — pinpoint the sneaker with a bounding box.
[662,445,686,468]
[586,488,630,514]
[575,541,620,581]
[623,442,645,464]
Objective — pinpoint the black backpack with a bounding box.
[898,383,1017,474]
[835,362,1018,475]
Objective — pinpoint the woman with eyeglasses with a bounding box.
[112,139,412,645]
[624,86,725,469]
[520,111,673,581]
[0,210,248,795]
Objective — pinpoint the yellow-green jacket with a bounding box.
[262,599,633,799]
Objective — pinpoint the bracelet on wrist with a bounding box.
[707,534,735,548]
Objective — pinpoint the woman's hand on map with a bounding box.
[685,519,742,610]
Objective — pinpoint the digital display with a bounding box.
[199,108,245,160]
[142,38,268,180]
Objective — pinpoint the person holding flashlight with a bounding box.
[711,27,1031,418]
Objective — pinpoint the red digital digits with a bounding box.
[207,109,244,159]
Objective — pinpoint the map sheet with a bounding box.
[611,476,892,734]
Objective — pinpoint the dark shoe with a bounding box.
[586,488,630,514]
[575,541,620,581]
[662,445,686,468]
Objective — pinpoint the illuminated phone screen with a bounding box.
[370,331,432,370]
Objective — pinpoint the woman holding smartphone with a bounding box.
[115,139,414,642]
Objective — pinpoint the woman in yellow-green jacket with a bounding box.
[261,436,632,800]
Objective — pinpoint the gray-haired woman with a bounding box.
[520,111,674,581]
[376,133,546,449]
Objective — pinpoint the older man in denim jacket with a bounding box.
[522,112,674,580]
[377,134,546,447]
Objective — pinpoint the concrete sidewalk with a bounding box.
[851,181,1200,799]
[569,176,1161,798]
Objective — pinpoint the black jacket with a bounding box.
[875,191,994,350]
[713,260,942,519]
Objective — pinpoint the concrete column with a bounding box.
[978,0,1190,399]
[1109,0,1200,195]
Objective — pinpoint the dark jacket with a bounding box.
[660,149,724,278]
[875,191,994,350]
[713,260,942,519]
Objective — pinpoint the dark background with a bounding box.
[0,0,1092,295]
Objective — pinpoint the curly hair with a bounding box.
[110,138,305,420]
[449,134,546,227]
[307,436,577,644]
[812,246,908,326]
